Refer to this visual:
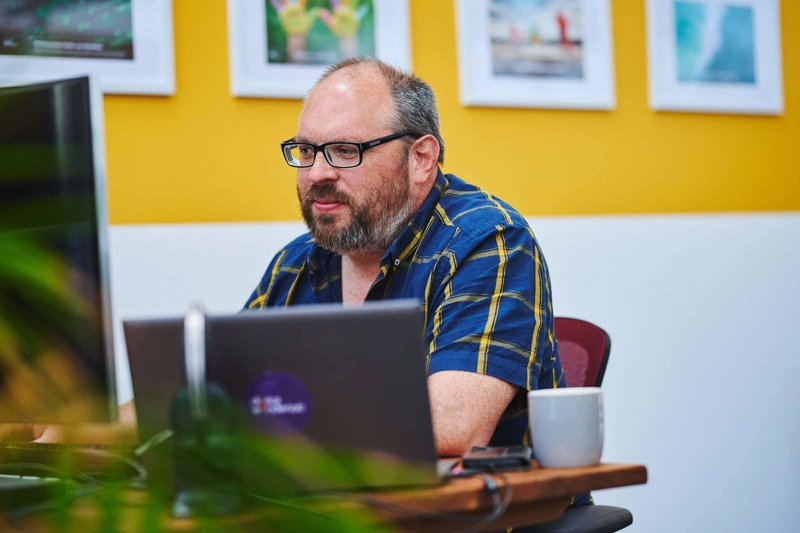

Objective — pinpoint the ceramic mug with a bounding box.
[527,387,604,468]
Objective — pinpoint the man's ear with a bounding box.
[408,135,440,185]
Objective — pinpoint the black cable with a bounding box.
[5,478,106,520]
[456,468,513,533]
[73,447,148,488]
[0,447,147,487]
[0,448,149,520]
[371,469,512,533]
[456,473,508,533]
[282,469,513,532]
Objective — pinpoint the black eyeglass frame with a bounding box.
[280,132,415,169]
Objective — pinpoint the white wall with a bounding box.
[108,213,800,533]
[107,221,305,401]
[534,213,800,533]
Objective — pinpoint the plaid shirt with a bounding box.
[244,170,566,448]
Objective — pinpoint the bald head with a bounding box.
[304,58,445,164]
[300,62,395,144]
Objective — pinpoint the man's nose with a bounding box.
[306,150,338,183]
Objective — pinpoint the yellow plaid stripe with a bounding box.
[527,244,543,390]
[477,227,508,374]
[247,249,287,309]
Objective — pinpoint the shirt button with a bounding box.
[394,259,401,266]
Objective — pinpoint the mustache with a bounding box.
[303,184,352,205]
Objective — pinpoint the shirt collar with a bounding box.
[381,169,449,268]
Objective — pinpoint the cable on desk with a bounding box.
[74,447,148,488]
[0,449,149,520]
[285,469,513,533]
[7,483,106,521]
[0,447,147,487]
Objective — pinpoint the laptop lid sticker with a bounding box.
[245,371,312,435]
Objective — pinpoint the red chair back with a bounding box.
[554,317,611,387]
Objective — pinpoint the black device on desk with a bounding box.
[462,445,533,472]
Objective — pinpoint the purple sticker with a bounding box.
[244,371,312,435]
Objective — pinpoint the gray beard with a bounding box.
[299,166,417,256]
[305,193,416,256]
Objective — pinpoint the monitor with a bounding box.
[0,76,116,423]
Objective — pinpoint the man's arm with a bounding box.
[425,221,555,457]
[428,370,517,456]
[0,399,138,444]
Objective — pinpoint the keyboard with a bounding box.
[0,474,68,515]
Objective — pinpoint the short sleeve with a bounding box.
[425,223,556,391]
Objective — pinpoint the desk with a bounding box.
[6,462,647,532]
[361,462,647,532]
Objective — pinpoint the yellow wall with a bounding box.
[106,0,800,224]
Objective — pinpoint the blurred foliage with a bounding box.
[0,231,400,531]
[0,149,398,533]
[0,79,405,529]
[0,230,89,357]
[0,228,109,422]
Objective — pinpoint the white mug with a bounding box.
[527,387,604,468]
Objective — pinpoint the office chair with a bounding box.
[555,317,611,390]
[515,317,633,533]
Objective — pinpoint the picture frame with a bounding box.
[646,0,784,115]
[0,0,175,96]
[455,0,616,110]
[227,0,411,99]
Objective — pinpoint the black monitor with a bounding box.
[0,76,116,423]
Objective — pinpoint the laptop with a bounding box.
[123,300,448,493]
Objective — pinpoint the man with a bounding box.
[244,56,566,458]
[1,57,567,468]
[0,57,589,519]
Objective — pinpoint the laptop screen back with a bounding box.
[124,300,439,490]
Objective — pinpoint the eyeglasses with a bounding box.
[281,132,414,169]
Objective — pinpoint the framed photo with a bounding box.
[0,0,175,95]
[455,0,615,110]
[646,0,783,115]
[227,0,411,99]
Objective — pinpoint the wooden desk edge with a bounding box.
[370,462,648,514]
[369,463,648,532]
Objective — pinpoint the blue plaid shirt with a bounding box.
[244,170,567,450]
